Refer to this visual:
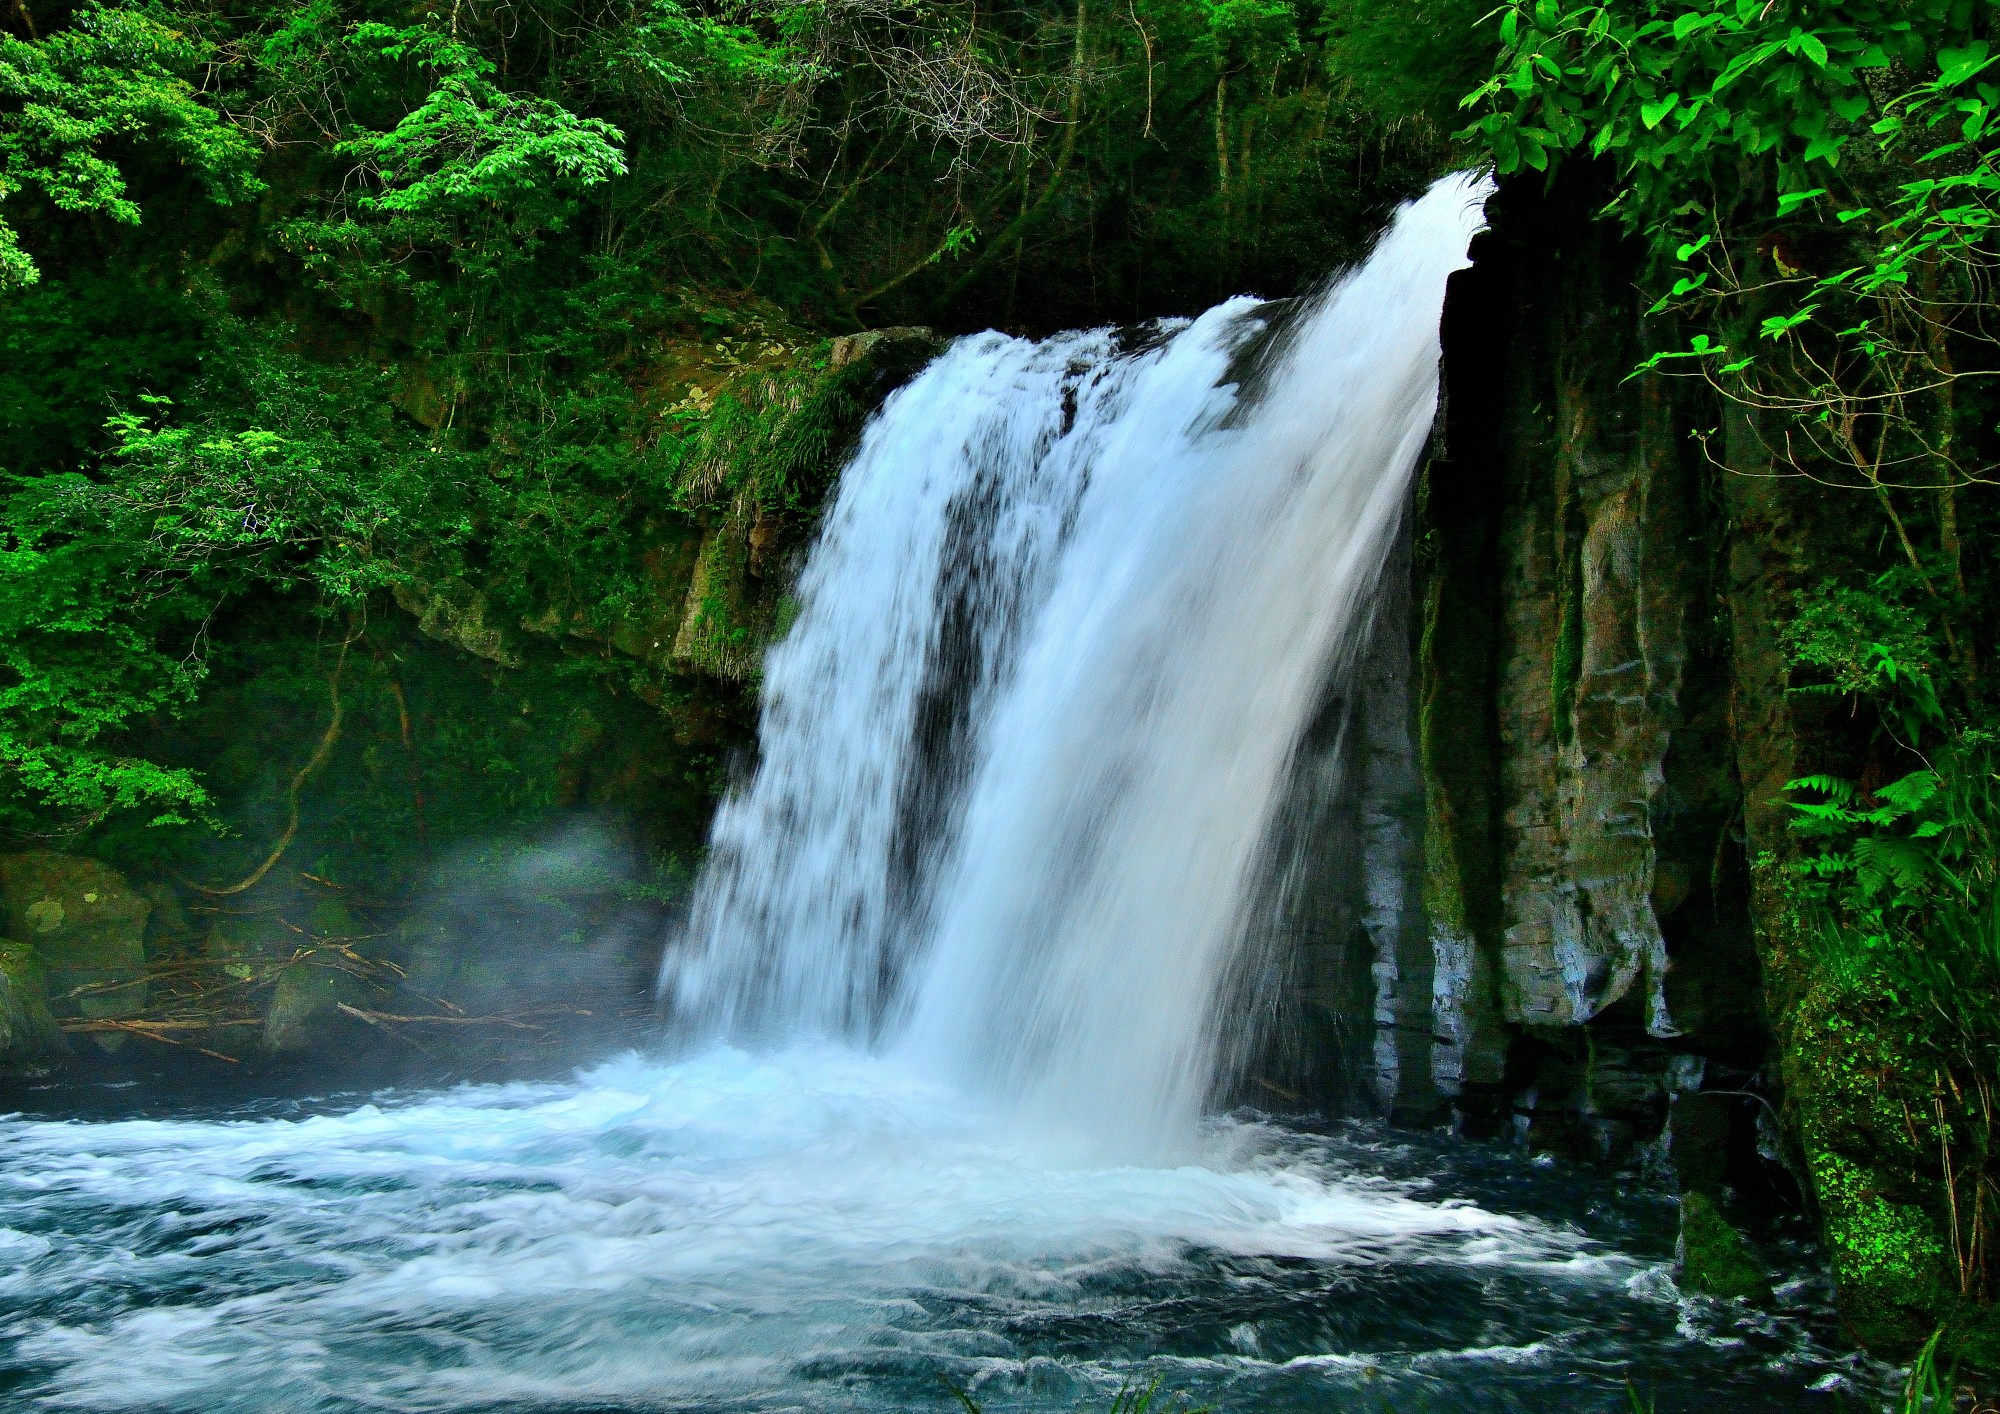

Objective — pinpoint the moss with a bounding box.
[1549,507,1585,748]
[0,939,66,1067]
[1741,849,1964,1355]
[262,958,367,1055]
[671,522,769,681]
[307,898,364,941]
[1415,437,1512,1094]
[677,344,869,517]
[1677,1192,1773,1302]
[1415,499,1504,955]
[1810,1150,1953,1349]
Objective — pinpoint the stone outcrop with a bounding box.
[0,940,65,1070]
[1399,179,1769,1149]
[402,327,946,689]
[1385,170,1984,1357]
[0,852,150,1027]
[262,957,368,1054]
[1677,1191,1774,1303]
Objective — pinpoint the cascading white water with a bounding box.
[0,172,1872,1414]
[663,172,1494,1157]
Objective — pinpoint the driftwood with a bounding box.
[336,1003,589,1031]
[58,1017,257,1063]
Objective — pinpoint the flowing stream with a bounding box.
[0,175,1881,1412]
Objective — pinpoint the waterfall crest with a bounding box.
[661,172,1493,1157]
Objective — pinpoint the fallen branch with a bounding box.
[335,1003,583,1032]
[61,1016,261,1031]
[333,1002,436,1057]
[58,1018,246,1063]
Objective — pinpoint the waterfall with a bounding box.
[662,172,1492,1157]
[1,170,1874,1414]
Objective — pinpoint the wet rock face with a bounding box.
[1677,1191,1773,1303]
[0,852,150,1026]
[0,940,65,1070]
[1496,457,1682,1036]
[1417,175,1769,1134]
[1479,227,1687,1042]
[1419,172,1988,1358]
[262,958,368,1054]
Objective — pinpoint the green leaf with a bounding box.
[1939,42,1992,86]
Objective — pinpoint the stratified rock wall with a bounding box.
[1412,170,1974,1355]
[1485,233,1684,1040]
[1297,193,1728,1144]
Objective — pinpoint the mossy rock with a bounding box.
[262,959,369,1055]
[0,939,66,1070]
[203,912,298,975]
[1677,1192,1773,1303]
[305,898,365,940]
[1813,1149,1955,1351]
[0,852,149,1022]
[140,882,194,953]
[671,521,768,681]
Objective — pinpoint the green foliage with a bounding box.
[0,273,208,472]
[0,6,262,286]
[1462,0,1946,196]
[1781,576,1993,951]
[1459,0,1992,279]
[1318,0,1493,127]
[276,19,629,284]
[1463,0,2000,498]
[1785,574,1940,708]
[341,22,627,213]
[672,342,880,513]
[1775,568,2000,1318]
[0,474,211,827]
[1901,1326,1956,1414]
[0,0,1456,858]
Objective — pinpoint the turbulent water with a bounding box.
[666,174,1496,1160]
[0,176,1886,1412]
[0,1051,1882,1412]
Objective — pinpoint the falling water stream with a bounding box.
[665,174,1484,1158]
[0,176,1884,1411]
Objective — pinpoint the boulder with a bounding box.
[1677,1191,1773,1303]
[0,852,150,1022]
[203,909,298,978]
[141,882,195,953]
[0,940,66,1070]
[262,958,367,1054]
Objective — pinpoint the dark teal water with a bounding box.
[0,1047,1890,1413]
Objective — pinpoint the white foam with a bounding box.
[665,174,1496,1162]
[4,1047,1592,1411]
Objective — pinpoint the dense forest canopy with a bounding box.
[2,0,1996,906]
[0,0,1466,857]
